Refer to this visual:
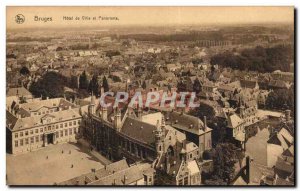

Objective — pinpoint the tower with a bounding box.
[101,106,108,121]
[88,92,95,115]
[114,107,122,131]
[155,117,165,155]
[238,97,245,119]
[137,104,143,119]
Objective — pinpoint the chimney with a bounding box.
[285,110,291,122]
[203,116,207,131]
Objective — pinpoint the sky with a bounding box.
[7,6,294,29]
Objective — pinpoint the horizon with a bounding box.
[7,6,294,30]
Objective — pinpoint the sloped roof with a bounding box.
[7,87,33,97]
[227,113,244,128]
[165,111,212,135]
[7,108,81,131]
[121,117,156,145]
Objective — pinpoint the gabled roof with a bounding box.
[7,109,81,131]
[227,113,244,128]
[165,111,212,135]
[121,117,157,145]
[267,128,293,150]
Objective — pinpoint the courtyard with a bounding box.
[6,142,106,185]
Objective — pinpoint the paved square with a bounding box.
[7,143,105,185]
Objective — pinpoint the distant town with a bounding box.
[6,23,294,186]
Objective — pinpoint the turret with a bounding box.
[155,119,164,154]
[137,104,143,119]
[101,106,108,121]
[114,107,122,131]
[88,92,95,115]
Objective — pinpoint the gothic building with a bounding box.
[81,97,212,185]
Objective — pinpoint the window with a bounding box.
[25,131,28,136]
[25,138,29,145]
[69,122,72,126]
[35,129,38,133]
[60,131,63,137]
[190,153,193,159]
[65,129,68,136]
[60,124,63,128]
[73,121,76,126]
[56,125,58,129]
[20,132,23,137]
[40,128,43,133]
[15,133,18,138]
[35,136,39,142]
[48,126,51,131]
[15,140,18,147]
[73,127,77,134]
[178,179,183,185]
[78,120,81,124]
[69,128,72,135]
[184,177,188,185]
[31,137,34,144]
[30,130,33,135]
[65,123,68,127]
[20,139,23,146]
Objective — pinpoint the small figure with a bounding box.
[62,150,64,154]
[46,156,48,159]
[71,164,74,168]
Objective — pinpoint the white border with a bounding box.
[0,1,298,191]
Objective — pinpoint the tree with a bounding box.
[29,71,70,98]
[20,66,30,76]
[265,88,294,116]
[79,71,88,90]
[193,78,202,94]
[88,74,100,97]
[141,81,147,89]
[69,76,78,89]
[204,143,240,185]
[102,76,109,93]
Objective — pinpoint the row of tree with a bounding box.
[29,71,110,99]
[211,45,293,73]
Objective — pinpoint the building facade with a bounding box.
[6,98,82,154]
